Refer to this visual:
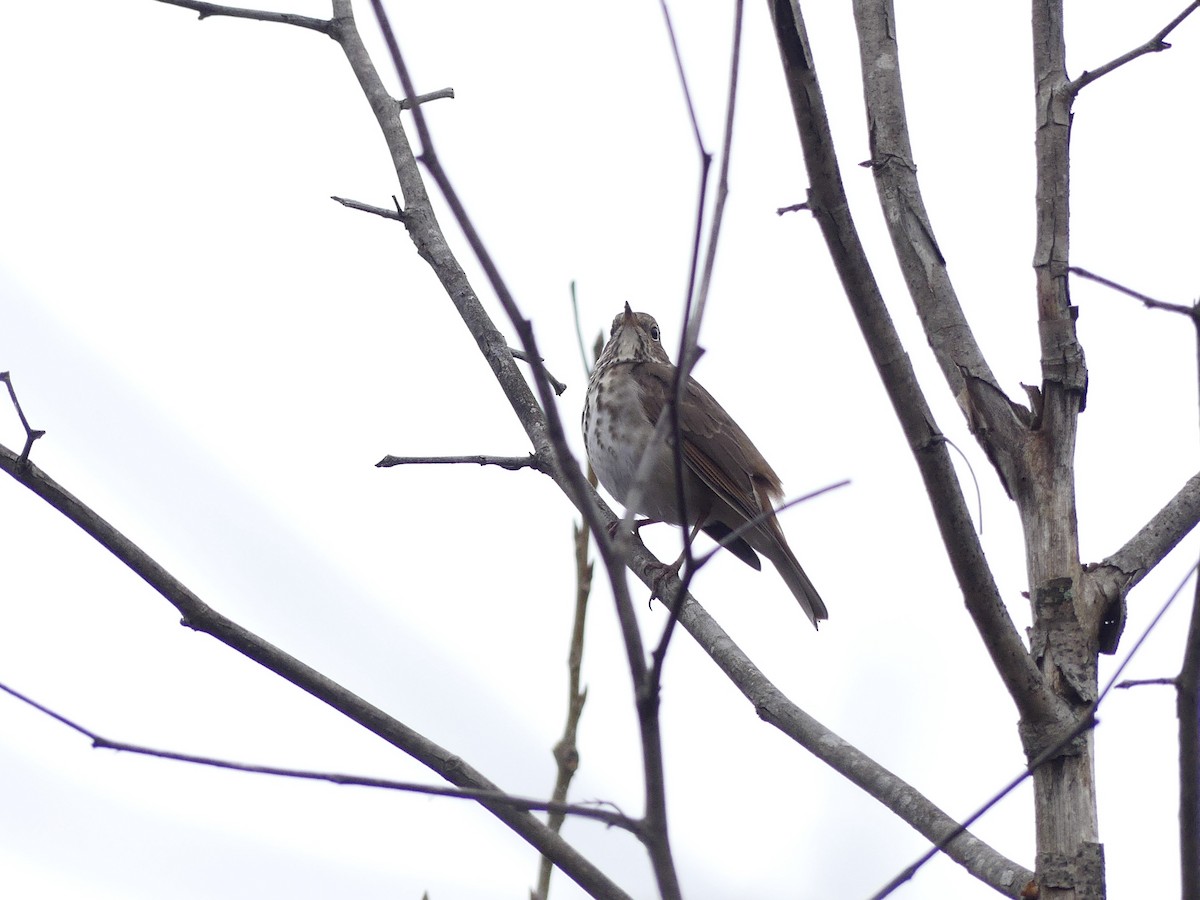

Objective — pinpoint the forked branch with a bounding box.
[766,0,1059,726]
[0,441,630,900]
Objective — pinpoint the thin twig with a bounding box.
[687,481,849,576]
[1179,562,1200,896]
[511,349,567,396]
[375,454,539,471]
[657,0,716,664]
[535,514,596,900]
[655,0,745,693]
[871,561,1200,899]
[153,0,332,32]
[666,581,1033,894]
[772,0,1059,727]
[330,195,404,221]
[940,435,984,534]
[363,4,678,897]
[1068,1,1200,94]
[1070,266,1197,316]
[0,372,46,467]
[656,0,704,154]
[0,440,628,900]
[34,5,635,896]
[536,347,602,899]
[1115,676,1176,689]
[397,87,455,109]
[682,0,742,367]
[0,680,636,832]
[570,282,594,380]
[651,480,849,678]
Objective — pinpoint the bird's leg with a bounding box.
[647,521,705,603]
[606,516,662,539]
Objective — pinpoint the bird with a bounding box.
[582,303,828,627]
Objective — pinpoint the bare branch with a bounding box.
[1085,471,1200,651]
[0,445,629,900]
[875,560,1199,897]
[853,0,1001,403]
[0,372,46,467]
[362,3,679,896]
[1179,567,1200,896]
[154,0,331,32]
[330,195,404,221]
[376,454,539,471]
[510,348,567,396]
[1072,265,1200,444]
[651,0,744,693]
[398,87,455,109]
[687,480,849,574]
[1115,677,1176,689]
[0,680,637,833]
[1068,1,1200,94]
[651,479,850,685]
[1070,266,1197,316]
[664,583,1034,897]
[655,0,704,156]
[1096,471,1200,583]
[767,0,1060,726]
[535,516,595,900]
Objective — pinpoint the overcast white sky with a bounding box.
[1,1,1198,898]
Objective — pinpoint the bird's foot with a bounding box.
[605,516,662,539]
[645,555,685,606]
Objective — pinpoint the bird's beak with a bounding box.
[622,301,635,325]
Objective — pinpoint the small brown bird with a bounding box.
[582,303,828,627]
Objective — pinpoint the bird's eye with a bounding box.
[650,326,660,341]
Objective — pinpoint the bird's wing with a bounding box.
[636,361,783,523]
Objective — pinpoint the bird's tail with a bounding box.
[769,542,828,629]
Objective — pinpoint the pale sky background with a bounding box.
[1,1,1198,898]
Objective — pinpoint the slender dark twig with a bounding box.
[656,0,746,690]
[0,372,46,467]
[1070,266,1196,316]
[1116,676,1177,689]
[1068,0,1200,94]
[651,480,849,677]
[0,680,636,831]
[656,0,704,154]
[679,0,743,370]
[1072,265,1200,440]
[1179,562,1200,897]
[778,0,1058,733]
[364,4,679,897]
[376,454,539,471]
[28,6,634,895]
[687,481,849,576]
[871,561,1200,899]
[0,438,629,900]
